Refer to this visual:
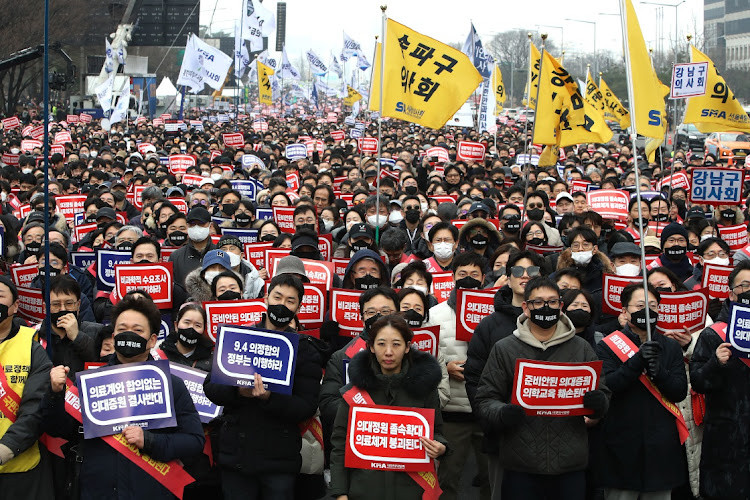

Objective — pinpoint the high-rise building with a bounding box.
[705,0,750,70]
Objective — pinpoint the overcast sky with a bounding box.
[200,0,705,65]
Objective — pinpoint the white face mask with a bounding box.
[389,211,404,224]
[700,234,715,242]
[703,256,730,266]
[322,219,334,231]
[22,168,32,175]
[204,270,220,285]
[409,284,429,295]
[420,202,429,212]
[211,173,223,181]
[368,214,386,228]
[433,242,454,260]
[571,250,593,266]
[616,263,640,277]
[10,148,19,154]
[346,221,359,231]
[228,252,241,268]
[90,151,98,158]
[188,225,210,242]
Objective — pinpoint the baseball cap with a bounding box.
[468,202,489,215]
[348,223,374,241]
[555,192,574,204]
[202,249,232,272]
[186,206,211,224]
[610,242,641,258]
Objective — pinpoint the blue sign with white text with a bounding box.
[221,228,259,244]
[231,179,263,201]
[286,143,308,162]
[169,363,223,424]
[71,251,95,271]
[96,249,132,291]
[728,302,750,359]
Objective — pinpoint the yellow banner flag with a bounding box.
[583,69,606,116]
[523,42,541,109]
[258,61,274,106]
[599,77,631,130]
[344,85,362,106]
[532,50,612,147]
[683,45,750,133]
[622,0,667,138]
[645,80,670,162]
[369,42,382,112]
[376,19,482,129]
[538,145,560,167]
[492,63,505,115]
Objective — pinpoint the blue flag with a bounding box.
[312,81,319,109]
[461,23,493,79]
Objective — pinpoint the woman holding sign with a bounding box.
[329,315,447,500]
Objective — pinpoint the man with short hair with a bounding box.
[424,222,459,273]
[169,207,216,287]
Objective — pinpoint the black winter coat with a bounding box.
[594,325,688,492]
[203,332,323,476]
[690,302,750,500]
[160,332,214,372]
[169,240,217,288]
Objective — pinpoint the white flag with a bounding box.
[357,52,370,71]
[234,22,250,79]
[104,38,115,74]
[176,34,233,93]
[477,77,495,133]
[95,72,115,112]
[306,50,328,76]
[330,52,343,78]
[342,32,362,59]
[110,84,131,125]
[242,0,276,51]
[116,44,127,66]
[280,46,301,80]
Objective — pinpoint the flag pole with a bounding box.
[620,0,653,341]
[521,33,546,223]
[375,5,387,245]
[43,0,52,357]
[521,32,534,160]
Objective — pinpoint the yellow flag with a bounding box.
[645,81,670,162]
[257,61,274,106]
[344,85,362,106]
[683,45,750,133]
[538,145,560,167]
[622,0,667,138]
[377,19,482,129]
[583,69,606,116]
[523,42,541,109]
[492,63,505,115]
[599,77,631,130]
[532,50,612,147]
[369,42,382,112]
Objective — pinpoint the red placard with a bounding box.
[450,220,468,231]
[455,288,497,342]
[318,234,332,262]
[304,139,325,155]
[66,114,79,123]
[330,130,346,141]
[358,137,378,154]
[10,263,39,288]
[54,131,72,144]
[130,185,147,210]
[431,195,457,205]
[17,286,45,324]
[204,299,267,342]
[223,133,244,148]
[115,263,173,309]
[570,180,590,194]
[2,117,20,130]
[430,272,455,304]
[167,197,188,215]
[345,404,435,471]
[50,144,65,157]
[718,224,749,253]
[331,288,363,336]
[160,246,179,263]
[587,190,629,221]
[54,194,87,222]
[265,248,292,272]
[701,263,733,299]
[244,242,273,270]
[168,154,196,175]
[73,223,98,243]
[410,325,441,358]
[286,172,300,192]
[137,142,154,155]
[1,153,19,166]
[655,288,709,334]
[21,139,42,152]
[332,258,350,279]
[79,113,92,123]
[299,283,326,328]
[657,171,690,191]
[456,141,485,161]
[298,260,335,288]
[181,174,204,186]
[272,206,296,234]
[425,147,450,163]
[526,244,565,255]
[511,359,603,416]
[602,273,643,315]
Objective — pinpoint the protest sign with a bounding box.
[304,139,325,155]
[54,131,72,144]
[17,286,45,323]
[1,153,19,166]
[345,404,435,471]
[358,137,378,154]
[96,249,133,292]
[586,190,630,220]
[77,360,176,439]
[231,179,263,201]
[130,185,147,210]
[425,147,450,163]
[221,228,258,245]
[655,289,709,334]
[298,283,326,328]
[272,206,296,233]
[717,224,749,252]
[168,364,222,424]
[204,299,267,342]
[657,171,690,191]
[456,141,486,161]
[265,248,292,272]
[159,247,179,263]
[211,325,299,394]
[331,289,363,337]
[602,274,643,315]
[70,252,95,270]
[526,244,565,256]
[271,259,334,288]
[410,325,440,358]
[167,197,188,215]
[50,144,65,157]
[168,154,195,175]
[54,195,87,222]
[256,208,273,221]
[330,130,346,141]
[10,263,38,288]
[670,61,709,98]
[243,242,273,270]
[702,263,733,299]
[115,263,173,309]
[727,303,750,359]
[689,168,743,205]
[511,359,603,416]
[286,172,300,191]
[455,289,496,341]
[332,258,350,280]
[285,144,307,161]
[430,273,455,304]
[2,116,20,129]
[318,234,333,262]
[222,133,244,148]
[21,139,42,152]
[182,174,204,186]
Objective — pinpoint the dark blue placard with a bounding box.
[256,208,273,221]
[96,249,132,291]
[159,312,172,342]
[77,360,176,439]
[221,228,258,244]
[71,251,95,271]
[211,325,299,394]
[286,143,307,161]
[169,363,223,424]
[728,302,750,359]
[231,179,263,201]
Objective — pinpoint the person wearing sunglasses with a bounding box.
[475,277,610,499]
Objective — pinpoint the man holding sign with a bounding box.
[475,277,609,498]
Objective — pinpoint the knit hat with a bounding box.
[660,222,689,248]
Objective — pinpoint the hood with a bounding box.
[458,217,501,245]
[514,312,577,350]
[185,267,244,303]
[494,285,523,317]
[346,348,442,399]
[557,249,614,274]
[343,248,389,287]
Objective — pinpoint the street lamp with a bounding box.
[565,18,597,75]
[535,25,564,54]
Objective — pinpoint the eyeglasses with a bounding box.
[732,282,750,294]
[363,307,395,318]
[510,266,541,278]
[570,242,594,252]
[50,300,78,311]
[526,203,544,210]
[526,230,545,238]
[704,250,729,259]
[526,298,562,309]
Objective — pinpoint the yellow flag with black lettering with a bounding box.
[622,0,667,138]
[344,85,362,106]
[583,69,606,116]
[538,145,560,167]
[378,19,482,129]
[258,61,274,106]
[369,42,382,112]
[683,45,750,133]
[492,63,505,114]
[599,77,631,130]
[523,42,541,109]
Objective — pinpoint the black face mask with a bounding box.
[39,266,63,278]
[85,215,97,224]
[25,241,41,257]
[355,274,380,290]
[114,331,148,358]
[169,231,187,246]
[470,234,488,249]
[687,243,698,252]
[217,290,242,301]
[527,208,545,221]
[261,234,277,242]
[404,185,418,196]
[364,313,382,332]
[529,306,560,329]
[634,217,648,228]
[486,268,505,282]
[652,213,669,222]
[0,304,9,323]
[721,208,736,220]
[117,242,133,252]
[455,276,481,289]
[403,309,424,328]
[665,244,686,260]
[267,303,295,328]
[528,237,545,246]
[504,219,521,234]
[235,214,252,226]
[51,309,77,326]
[565,309,591,329]
[630,308,659,330]
[177,327,201,347]
[293,250,320,261]
[351,241,370,253]
[405,209,420,224]
[656,286,673,295]
[159,223,168,235]
[736,290,750,306]
[222,203,238,216]
[297,223,316,233]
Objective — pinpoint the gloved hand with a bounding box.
[319,320,340,343]
[582,390,608,419]
[640,340,661,379]
[499,404,526,428]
